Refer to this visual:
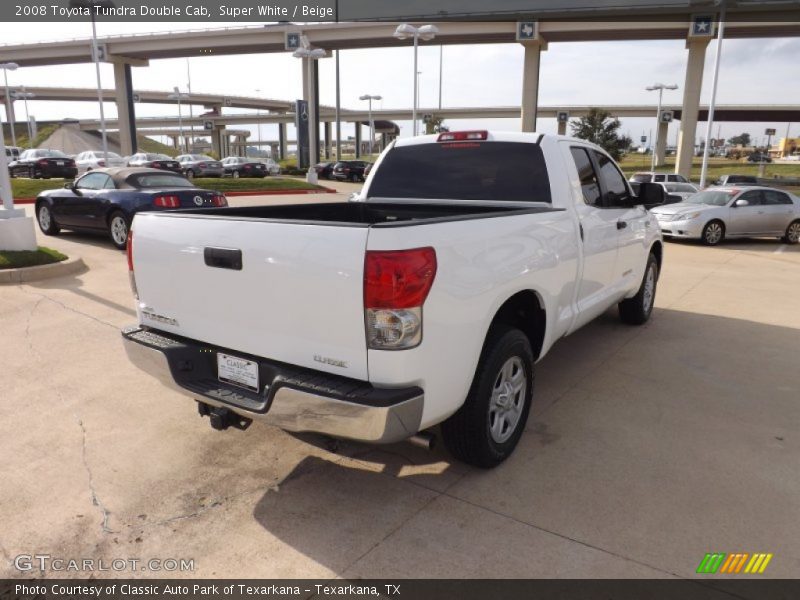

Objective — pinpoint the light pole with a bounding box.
[645,82,678,172]
[168,87,190,153]
[69,0,115,163]
[293,43,326,167]
[393,23,438,136]
[254,88,264,158]
[12,89,35,147]
[359,94,382,155]
[700,3,726,188]
[0,63,19,148]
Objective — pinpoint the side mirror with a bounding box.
[636,182,667,209]
[63,182,72,189]
[734,198,749,207]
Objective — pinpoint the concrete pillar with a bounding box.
[324,121,331,159]
[112,62,137,155]
[655,119,669,167]
[270,143,279,158]
[520,41,545,133]
[170,135,179,149]
[675,39,709,178]
[278,123,287,161]
[212,124,224,158]
[557,120,567,136]
[355,123,361,158]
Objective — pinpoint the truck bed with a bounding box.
[159,201,556,227]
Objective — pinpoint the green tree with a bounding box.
[423,115,449,135]
[727,132,751,147]
[569,108,626,160]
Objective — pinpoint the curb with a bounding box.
[0,257,87,285]
[13,186,337,204]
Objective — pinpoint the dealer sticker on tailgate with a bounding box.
[217,353,259,392]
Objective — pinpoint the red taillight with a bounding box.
[344,168,350,173]
[153,195,180,208]
[198,163,207,168]
[365,247,437,309]
[211,194,227,207]
[437,130,488,142]
[97,160,105,167]
[244,165,251,170]
[38,159,49,166]
[126,230,134,271]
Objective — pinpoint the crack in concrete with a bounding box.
[19,293,116,536]
[76,417,115,534]
[18,287,118,331]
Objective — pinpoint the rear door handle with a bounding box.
[204,247,242,271]
[616,220,627,230]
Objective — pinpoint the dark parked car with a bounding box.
[9,149,78,179]
[332,160,370,182]
[176,154,225,178]
[314,162,335,179]
[34,168,227,249]
[221,156,268,178]
[127,152,182,173]
[747,152,772,163]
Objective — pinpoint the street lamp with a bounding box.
[293,42,326,168]
[0,62,19,148]
[69,0,115,163]
[393,23,438,136]
[645,82,678,172]
[11,89,35,147]
[254,88,264,158]
[167,87,190,153]
[359,94,382,155]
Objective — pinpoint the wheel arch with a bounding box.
[483,290,547,362]
[649,240,663,277]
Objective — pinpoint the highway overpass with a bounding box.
[2,14,799,173]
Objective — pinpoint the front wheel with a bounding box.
[702,220,725,246]
[441,327,534,468]
[108,211,129,250]
[618,252,658,325]
[36,204,61,236]
[783,220,800,244]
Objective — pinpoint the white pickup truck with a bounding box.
[122,131,665,467]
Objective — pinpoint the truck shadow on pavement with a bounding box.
[246,306,800,578]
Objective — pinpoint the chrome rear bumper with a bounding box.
[121,326,424,444]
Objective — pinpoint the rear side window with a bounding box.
[569,147,601,206]
[763,190,792,205]
[368,142,551,203]
[128,174,194,188]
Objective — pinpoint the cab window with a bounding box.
[569,147,601,206]
[593,151,630,207]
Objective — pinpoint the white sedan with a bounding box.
[74,150,127,173]
[651,186,800,245]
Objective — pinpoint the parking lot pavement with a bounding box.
[2,196,799,579]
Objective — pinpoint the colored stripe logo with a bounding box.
[697,553,773,574]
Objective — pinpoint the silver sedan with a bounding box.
[650,186,800,246]
[176,154,225,178]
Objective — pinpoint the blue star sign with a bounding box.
[286,32,301,50]
[692,16,713,37]
[516,21,537,42]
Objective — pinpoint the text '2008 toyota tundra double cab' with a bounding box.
[122,131,665,467]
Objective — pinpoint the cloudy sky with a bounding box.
[2,22,799,148]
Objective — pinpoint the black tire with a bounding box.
[28,166,36,179]
[618,252,658,325]
[441,326,534,468]
[36,203,61,236]
[108,210,130,250]
[186,169,195,180]
[701,220,725,246]
[783,220,800,245]
[349,173,358,183]
[232,170,240,178]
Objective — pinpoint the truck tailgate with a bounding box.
[131,213,370,380]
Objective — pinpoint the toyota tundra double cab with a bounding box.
[122,131,665,467]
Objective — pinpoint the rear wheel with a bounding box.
[108,211,129,250]
[232,170,240,178]
[619,253,658,325]
[36,204,61,236]
[702,220,725,246]
[783,220,800,244]
[186,169,195,180]
[441,327,534,468]
[28,166,36,179]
